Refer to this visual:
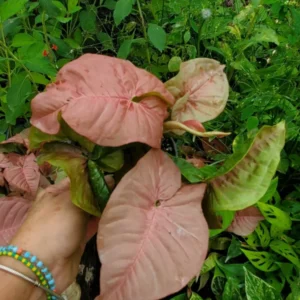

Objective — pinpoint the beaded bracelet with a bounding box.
[0,245,61,300]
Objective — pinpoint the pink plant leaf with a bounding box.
[0,196,31,245]
[3,153,40,197]
[31,54,175,148]
[0,153,23,168]
[97,149,209,300]
[227,206,264,236]
[0,172,4,186]
[165,58,229,123]
[1,128,30,150]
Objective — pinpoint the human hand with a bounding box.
[10,179,98,298]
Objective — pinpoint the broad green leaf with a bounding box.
[251,27,279,46]
[258,177,278,203]
[216,257,245,279]
[38,143,100,216]
[117,39,133,59]
[270,224,284,239]
[222,277,243,300]
[170,294,187,300]
[23,57,57,76]
[168,56,182,72]
[171,156,217,183]
[200,17,230,40]
[183,31,191,43]
[79,9,96,32]
[245,231,260,248]
[209,122,286,211]
[68,0,79,12]
[226,236,242,262]
[48,36,73,59]
[209,211,235,237]
[190,293,203,300]
[0,0,27,22]
[244,268,282,300]
[270,240,300,268]
[30,72,49,85]
[281,200,300,220]
[246,116,259,131]
[265,273,285,293]
[11,33,36,47]
[93,147,124,173]
[200,252,220,275]
[87,160,110,212]
[39,0,60,16]
[241,249,279,272]
[211,266,226,296]
[97,32,114,50]
[255,222,270,248]
[113,0,133,26]
[257,202,292,230]
[280,263,299,285]
[148,24,166,52]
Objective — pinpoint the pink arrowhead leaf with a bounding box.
[0,196,31,245]
[4,153,40,198]
[227,206,264,236]
[0,153,23,168]
[165,58,229,123]
[31,54,174,148]
[97,149,209,300]
[1,128,30,150]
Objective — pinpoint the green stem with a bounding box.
[246,9,258,39]
[0,41,38,91]
[0,25,11,87]
[136,0,151,64]
[42,11,53,62]
[197,20,204,56]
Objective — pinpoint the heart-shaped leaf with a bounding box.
[165,58,229,123]
[241,249,279,272]
[37,142,100,216]
[0,196,31,245]
[97,149,209,300]
[30,54,174,148]
[227,206,264,237]
[209,122,286,211]
[4,153,40,198]
[255,222,270,248]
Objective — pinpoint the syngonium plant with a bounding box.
[0,54,286,300]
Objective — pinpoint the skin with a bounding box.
[0,179,98,300]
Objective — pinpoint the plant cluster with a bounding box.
[0,0,299,299]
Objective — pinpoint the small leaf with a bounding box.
[117,39,133,59]
[246,116,259,131]
[93,147,124,172]
[257,202,292,231]
[190,292,203,300]
[0,0,28,22]
[209,122,286,211]
[87,160,110,212]
[183,31,191,43]
[39,0,61,17]
[255,222,270,247]
[226,236,242,262]
[79,9,96,32]
[244,267,282,300]
[38,143,100,216]
[200,252,219,275]
[241,249,279,272]
[251,27,279,46]
[269,240,300,268]
[11,33,37,47]
[113,0,133,26]
[211,266,226,296]
[168,56,182,72]
[222,277,243,300]
[148,23,166,52]
[245,231,261,248]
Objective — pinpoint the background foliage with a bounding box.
[0,0,300,299]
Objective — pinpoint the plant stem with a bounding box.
[197,20,204,56]
[41,11,53,62]
[136,0,151,65]
[0,25,11,87]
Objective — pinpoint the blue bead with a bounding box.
[7,245,13,250]
[24,251,31,258]
[48,279,54,285]
[41,267,48,273]
[30,256,37,263]
[36,261,43,268]
[51,297,57,300]
[50,284,56,290]
[12,247,18,253]
[45,273,52,280]
[0,247,3,251]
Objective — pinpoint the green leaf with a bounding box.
[222,277,243,300]
[226,236,242,262]
[251,27,279,46]
[48,36,73,59]
[246,116,259,131]
[171,156,217,183]
[280,263,299,285]
[87,160,110,212]
[211,266,226,296]
[23,57,57,77]
[168,56,182,72]
[170,294,187,300]
[0,0,28,22]
[270,224,284,239]
[93,147,124,172]
[11,33,36,47]
[148,23,166,52]
[190,292,203,300]
[117,39,133,59]
[270,240,300,268]
[79,9,96,32]
[216,257,245,279]
[39,0,60,16]
[244,267,282,300]
[265,273,285,293]
[200,252,220,275]
[209,211,235,237]
[67,0,79,12]
[38,143,100,216]
[255,222,270,248]
[30,72,49,85]
[29,126,68,150]
[183,31,191,43]
[210,237,231,251]
[0,142,26,154]
[241,249,279,272]
[97,32,114,50]
[113,0,133,26]
[245,231,261,248]
[257,202,291,231]
[209,122,286,211]
[258,177,278,203]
